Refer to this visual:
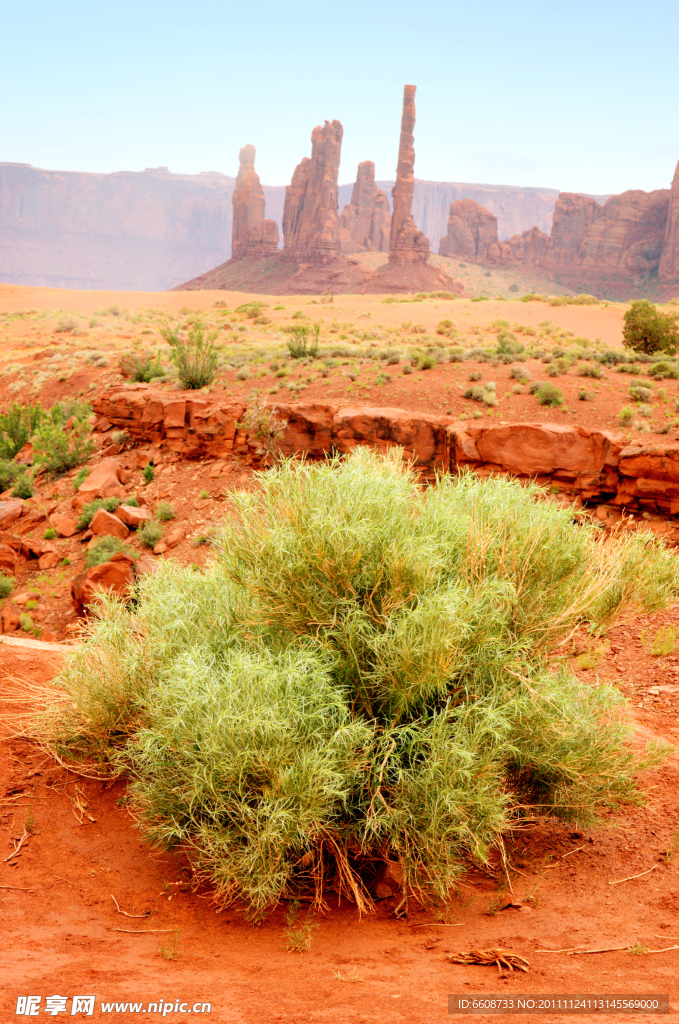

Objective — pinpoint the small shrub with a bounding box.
[468,371,482,382]
[535,383,564,407]
[120,352,165,383]
[402,364,413,375]
[648,361,679,380]
[0,573,14,599]
[12,473,34,499]
[641,624,678,656]
[138,520,163,548]
[160,324,219,389]
[0,459,22,493]
[235,367,250,381]
[623,300,679,356]
[511,384,524,395]
[509,367,530,381]
[578,389,594,401]
[638,404,653,419]
[629,385,654,403]
[19,612,34,633]
[125,496,140,508]
[236,302,268,318]
[85,537,127,568]
[77,497,122,530]
[287,324,320,359]
[155,502,176,522]
[142,464,155,485]
[53,316,79,334]
[0,401,43,460]
[43,527,57,540]
[579,364,603,379]
[110,430,129,446]
[32,401,95,476]
[73,467,90,492]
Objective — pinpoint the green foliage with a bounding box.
[648,361,679,380]
[641,624,677,656]
[629,384,654,403]
[578,363,603,379]
[142,464,155,485]
[43,527,57,540]
[535,382,564,406]
[0,459,22,493]
[0,573,14,599]
[32,400,95,476]
[73,468,90,492]
[85,536,128,568]
[19,612,35,633]
[138,520,163,548]
[160,324,219,389]
[235,302,268,318]
[42,450,679,915]
[125,496,140,508]
[120,352,165,383]
[77,497,122,531]
[12,472,34,499]
[154,502,176,522]
[287,324,320,359]
[617,406,634,427]
[623,301,679,356]
[0,401,43,460]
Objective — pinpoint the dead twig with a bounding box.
[608,864,657,885]
[412,923,464,928]
[111,928,176,934]
[561,845,586,858]
[445,948,529,976]
[567,945,631,956]
[110,894,149,919]
[3,828,29,861]
[0,884,36,891]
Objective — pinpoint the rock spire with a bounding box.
[389,85,430,263]
[339,161,391,252]
[282,120,343,264]
[231,145,279,260]
[659,161,679,282]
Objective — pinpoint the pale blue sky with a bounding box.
[2,0,677,195]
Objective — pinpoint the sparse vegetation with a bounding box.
[142,464,155,485]
[287,324,320,359]
[154,502,176,522]
[32,400,95,476]
[42,449,678,915]
[120,352,165,383]
[0,401,43,460]
[77,497,122,531]
[85,537,129,568]
[534,382,564,407]
[138,520,163,548]
[0,573,14,599]
[161,323,219,389]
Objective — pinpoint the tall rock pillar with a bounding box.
[389,85,430,264]
[231,145,279,260]
[659,160,679,282]
[282,120,343,264]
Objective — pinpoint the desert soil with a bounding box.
[2,283,679,1021]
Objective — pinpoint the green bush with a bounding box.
[77,497,122,531]
[138,520,163,548]
[85,537,128,568]
[160,324,219,389]
[617,406,634,426]
[154,502,176,522]
[623,301,679,356]
[287,324,320,359]
[42,449,678,915]
[0,401,43,460]
[648,361,679,380]
[629,385,654,403]
[142,464,155,485]
[120,352,165,383]
[578,363,603,379]
[73,468,90,492]
[0,573,14,599]
[12,472,34,499]
[535,382,564,406]
[43,527,57,540]
[0,459,22,493]
[32,401,95,476]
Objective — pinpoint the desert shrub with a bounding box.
[160,324,219,389]
[629,385,654,403]
[85,536,128,568]
[73,467,90,492]
[287,324,320,359]
[535,382,564,406]
[236,302,268,318]
[402,364,413,375]
[43,527,57,540]
[0,401,43,460]
[154,502,176,522]
[0,459,22,493]
[617,406,634,427]
[509,367,530,381]
[53,316,79,334]
[578,389,593,401]
[623,301,679,356]
[42,449,678,915]
[0,573,14,599]
[138,520,163,548]
[32,400,95,476]
[142,464,155,485]
[468,371,482,382]
[12,472,34,499]
[520,293,545,302]
[120,352,165,383]
[77,497,121,531]
[578,364,603,379]
[648,361,679,380]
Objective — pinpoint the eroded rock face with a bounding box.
[282,120,344,264]
[577,189,669,275]
[439,199,498,260]
[231,145,279,260]
[339,161,391,253]
[659,161,679,282]
[389,85,430,264]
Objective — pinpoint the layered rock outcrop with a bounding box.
[339,161,391,253]
[231,145,279,260]
[659,161,679,283]
[389,85,430,264]
[94,386,679,515]
[439,199,498,260]
[282,120,344,264]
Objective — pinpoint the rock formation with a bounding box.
[231,145,279,260]
[575,189,669,276]
[547,193,603,266]
[282,120,343,264]
[439,199,498,260]
[339,161,391,253]
[659,161,679,282]
[389,85,430,264]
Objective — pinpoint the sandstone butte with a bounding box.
[439,162,679,297]
[338,161,391,253]
[230,145,279,260]
[91,384,679,516]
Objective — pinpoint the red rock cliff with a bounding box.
[659,161,679,282]
[339,161,391,253]
[282,121,343,264]
[439,199,498,260]
[231,145,279,260]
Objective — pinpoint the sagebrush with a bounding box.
[42,450,678,914]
